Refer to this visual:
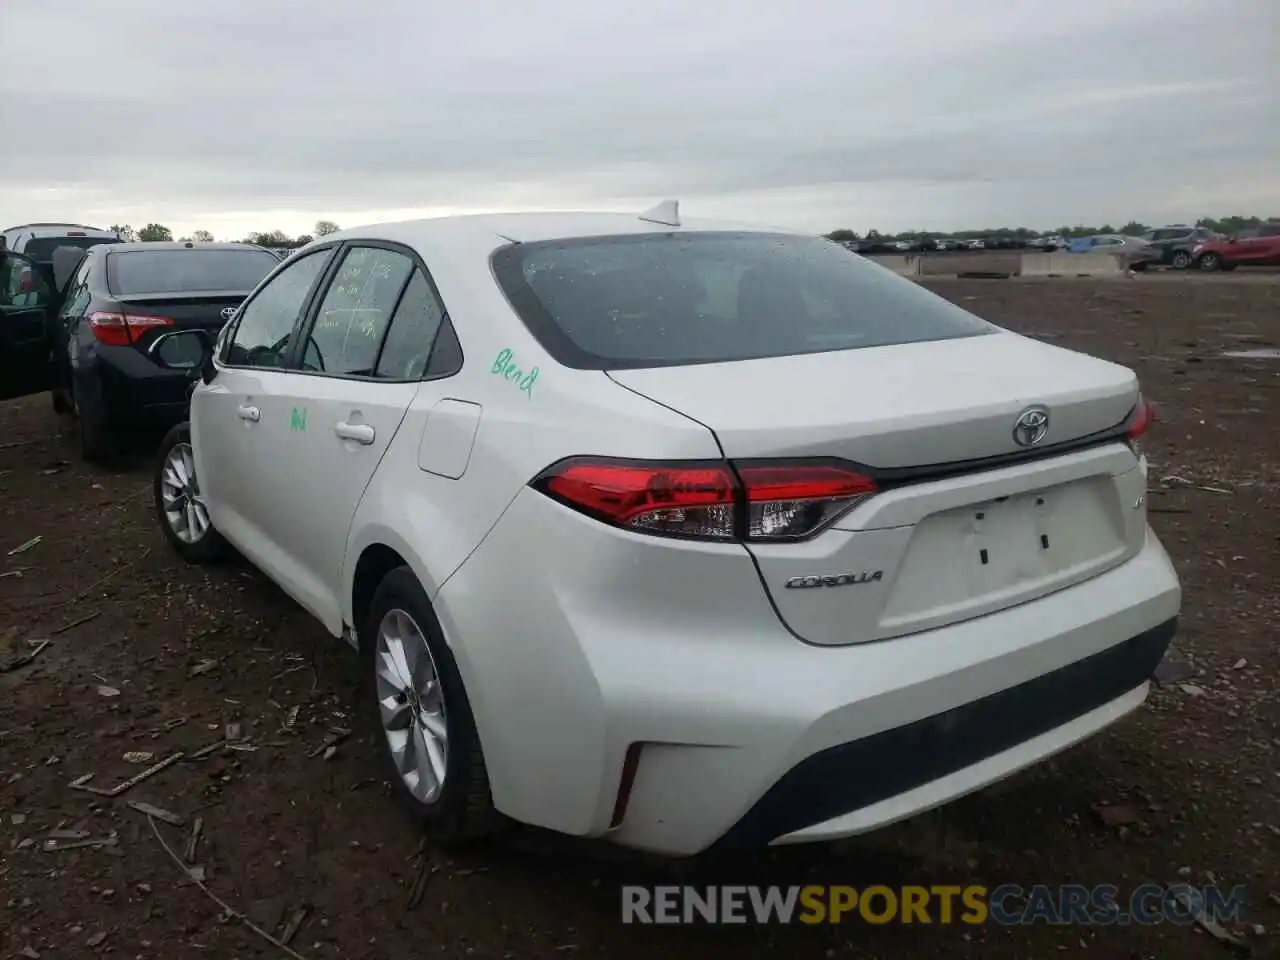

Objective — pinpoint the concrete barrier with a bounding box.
[919,252,1021,278]
[864,254,919,277]
[1019,251,1126,278]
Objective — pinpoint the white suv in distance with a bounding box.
[149,203,1181,857]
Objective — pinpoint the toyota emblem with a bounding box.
[219,306,238,321]
[1013,406,1050,447]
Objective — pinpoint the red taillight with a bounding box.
[1127,396,1154,439]
[738,462,879,541]
[88,311,174,347]
[1126,395,1154,457]
[540,459,738,540]
[533,457,878,542]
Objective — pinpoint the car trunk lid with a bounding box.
[609,332,1149,644]
[116,292,248,331]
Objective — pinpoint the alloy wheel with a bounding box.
[374,608,449,803]
[159,443,210,543]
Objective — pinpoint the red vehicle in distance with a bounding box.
[1192,222,1280,272]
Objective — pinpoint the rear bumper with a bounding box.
[436,489,1182,857]
[716,616,1173,849]
[77,343,191,430]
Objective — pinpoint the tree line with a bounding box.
[825,215,1276,245]
[99,213,1279,248]
[106,220,342,247]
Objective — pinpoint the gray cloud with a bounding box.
[1,0,1276,235]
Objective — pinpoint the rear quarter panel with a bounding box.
[340,236,724,631]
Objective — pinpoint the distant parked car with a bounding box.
[1138,225,1219,270]
[1191,223,1280,271]
[0,224,124,297]
[1066,235,1158,270]
[1,223,123,267]
[0,240,281,459]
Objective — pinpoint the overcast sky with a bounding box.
[2,0,1276,239]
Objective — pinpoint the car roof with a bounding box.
[102,241,276,254]
[5,224,117,238]
[314,211,800,257]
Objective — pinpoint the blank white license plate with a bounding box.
[884,479,1127,622]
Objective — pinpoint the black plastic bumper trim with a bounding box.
[711,616,1177,850]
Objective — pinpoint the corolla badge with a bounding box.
[785,571,883,589]
[220,306,238,321]
[1012,405,1050,447]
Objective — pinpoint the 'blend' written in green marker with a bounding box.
[491,348,539,398]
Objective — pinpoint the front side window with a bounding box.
[491,231,994,370]
[224,249,332,368]
[302,246,414,376]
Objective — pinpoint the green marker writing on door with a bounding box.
[289,407,307,432]
[491,348,538,398]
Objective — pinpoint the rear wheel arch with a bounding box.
[351,543,411,650]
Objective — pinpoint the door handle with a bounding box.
[335,421,375,445]
[237,404,260,422]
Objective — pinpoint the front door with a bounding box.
[0,252,56,401]
[191,246,336,562]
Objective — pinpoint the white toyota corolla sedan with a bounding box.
[149,202,1181,857]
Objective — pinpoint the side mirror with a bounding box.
[149,329,214,382]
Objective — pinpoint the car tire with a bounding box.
[77,397,118,463]
[1198,253,1222,272]
[51,388,72,415]
[153,423,226,563]
[364,566,501,846]
[1129,261,1148,273]
[1171,250,1192,270]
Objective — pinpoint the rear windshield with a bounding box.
[107,249,277,296]
[23,236,120,263]
[490,232,993,369]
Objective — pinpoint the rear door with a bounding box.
[236,243,424,631]
[0,252,57,400]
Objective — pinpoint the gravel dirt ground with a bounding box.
[1,276,1278,960]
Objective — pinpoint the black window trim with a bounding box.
[218,243,341,371]
[281,238,463,385]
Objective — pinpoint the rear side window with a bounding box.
[22,236,120,263]
[491,232,993,370]
[303,246,414,377]
[375,269,447,380]
[108,249,277,296]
